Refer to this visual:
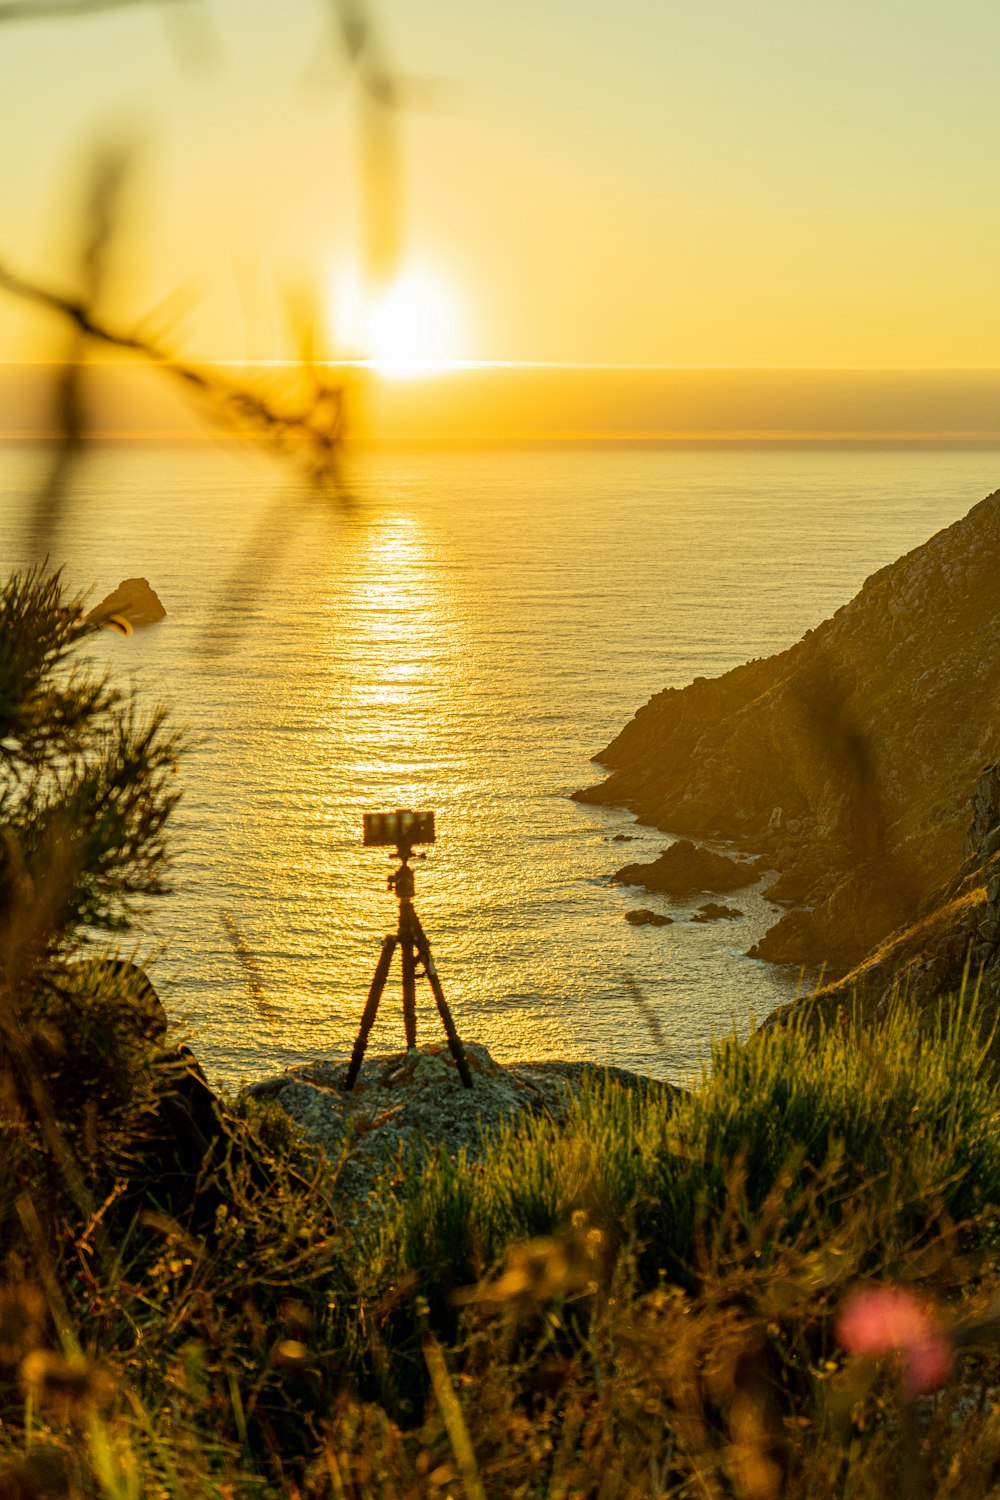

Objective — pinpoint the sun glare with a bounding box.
[329,266,462,377]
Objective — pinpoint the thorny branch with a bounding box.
[0,254,354,464]
[27,148,129,555]
[0,0,405,562]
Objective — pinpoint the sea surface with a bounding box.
[2,441,997,1089]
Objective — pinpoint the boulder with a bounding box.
[246,1040,682,1213]
[614,838,760,898]
[692,903,744,923]
[86,578,166,635]
[625,908,674,926]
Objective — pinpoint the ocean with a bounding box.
[2,441,997,1089]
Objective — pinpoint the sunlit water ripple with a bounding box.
[2,442,997,1088]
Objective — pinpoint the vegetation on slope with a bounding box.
[7,989,1000,1497]
[6,569,1000,1498]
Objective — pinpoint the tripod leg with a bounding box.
[400,903,417,1049]
[344,934,397,1090]
[411,914,473,1089]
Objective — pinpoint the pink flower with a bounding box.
[837,1286,953,1395]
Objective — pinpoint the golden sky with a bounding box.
[2,0,1000,370]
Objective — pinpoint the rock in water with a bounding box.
[577,489,1000,976]
[86,578,166,634]
[624,908,674,926]
[246,1040,682,1212]
[615,838,760,897]
[692,903,744,923]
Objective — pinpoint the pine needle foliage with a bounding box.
[0,567,183,959]
[1,566,183,1204]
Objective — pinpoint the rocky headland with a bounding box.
[576,487,1000,980]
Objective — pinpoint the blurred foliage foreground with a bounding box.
[5,571,1000,1499]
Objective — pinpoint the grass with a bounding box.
[6,992,1000,1497]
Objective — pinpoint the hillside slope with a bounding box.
[576,488,1000,974]
[774,760,1000,1025]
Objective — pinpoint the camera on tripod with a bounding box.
[362,808,435,852]
[345,808,472,1091]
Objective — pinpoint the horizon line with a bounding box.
[6,359,1000,375]
[6,429,1000,446]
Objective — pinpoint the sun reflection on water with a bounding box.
[0,441,922,1088]
[287,505,581,1067]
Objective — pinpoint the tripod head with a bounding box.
[387,847,421,900]
[363,809,435,901]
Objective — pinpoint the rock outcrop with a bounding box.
[765,761,1000,1028]
[614,837,761,899]
[246,1040,681,1210]
[86,578,166,635]
[576,489,1000,976]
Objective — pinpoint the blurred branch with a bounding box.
[0,0,398,610]
[328,0,401,285]
[0,0,221,77]
[30,148,130,556]
[1,237,355,635]
[0,257,355,482]
[219,909,282,1035]
[0,0,192,19]
[331,0,393,99]
[622,972,670,1059]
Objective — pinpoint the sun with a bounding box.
[329,265,462,376]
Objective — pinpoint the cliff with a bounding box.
[765,761,1000,1028]
[576,488,1000,975]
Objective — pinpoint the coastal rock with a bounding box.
[761,759,1000,1030]
[246,1039,681,1211]
[964,761,1000,861]
[577,489,1000,976]
[86,578,166,635]
[614,837,760,898]
[692,903,744,923]
[625,908,673,926]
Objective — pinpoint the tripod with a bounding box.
[344,848,473,1090]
